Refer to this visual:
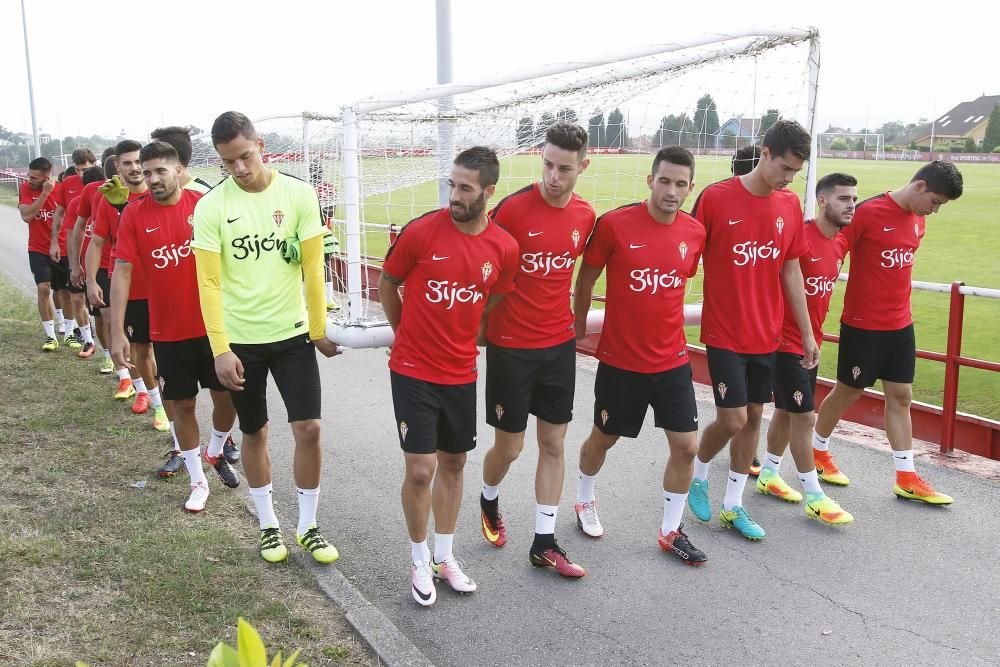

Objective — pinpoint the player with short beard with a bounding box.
[686,120,816,541]
[379,146,518,606]
[150,126,214,194]
[757,173,856,525]
[477,122,594,578]
[812,161,963,505]
[572,146,708,565]
[18,157,61,351]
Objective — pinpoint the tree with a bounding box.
[876,120,905,144]
[692,94,720,146]
[655,113,692,146]
[588,111,605,148]
[830,139,850,150]
[556,108,578,124]
[759,109,781,136]
[854,137,867,151]
[536,112,556,148]
[606,108,627,148]
[982,103,1000,152]
[516,116,535,149]
[964,137,978,153]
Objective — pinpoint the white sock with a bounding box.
[89,320,97,341]
[662,491,687,534]
[481,481,500,501]
[693,455,711,481]
[723,471,748,511]
[43,319,55,338]
[169,421,181,452]
[55,309,64,325]
[813,431,830,452]
[133,377,147,395]
[296,487,320,536]
[577,470,598,504]
[325,280,334,302]
[116,368,131,381]
[181,447,207,487]
[147,387,163,409]
[763,453,782,473]
[249,483,279,530]
[80,324,94,345]
[411,540,430,565]
[535,504,558,535]
[433,533,454,563]
[64,318,77,339]
[893,450,916,473]
[207,428,228,458]
[799,469,823,495]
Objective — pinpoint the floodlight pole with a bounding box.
[435,0,454,207]
[20,0,41,159]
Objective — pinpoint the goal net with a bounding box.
[819,132,884,158]
[193,28,821,347]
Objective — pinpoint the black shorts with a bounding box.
[229,334,321,434]
[837,322,916,388]
[154,336,226,400]
[51,256,69,291]
[28,251,54,286]
[593,362,699,437]
[124,299,151,344]
[485,339,576,432]
[56,257,85,294]
[390,370,477,455]
[706,346,776,408]
[92,268,112,315]
[773,352,819,413]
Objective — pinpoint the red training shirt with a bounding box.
[18,180,59,254]
[583,203,705,373]
[840,193,925,331]
[76,181,102,220]
[383,208,519,384]
[52,174,83,212]
[113,189,206,342]
[92,192,148,299]
[486,183,596,348]
[693,176,808,354]
[62,195,83,259]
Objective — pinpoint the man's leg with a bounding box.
[171,397,211,513]
[129,342,156,413]
[37,282,56,348]
[658,430,708,563]
[883,380,953,504]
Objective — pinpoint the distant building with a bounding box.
[910,95,999,148]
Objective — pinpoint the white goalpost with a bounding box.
[819,132,885,159]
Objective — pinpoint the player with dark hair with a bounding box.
[813,161,963,504]
[18,157,62,350]
[194,111,340,564]
[572,146,709,564]
[732,144,761,177]
[756,172,856,524]
[150,126,214,194]
[686,119,816,541]
[379,146,518,606]
[478,121,594,578]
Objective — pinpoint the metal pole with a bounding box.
[20,0,41,159]
[436,0,454,207]
[941,281,966,454]
[802,35,821,219]
[342,107,363,324]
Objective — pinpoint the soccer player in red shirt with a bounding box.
[686,120,817,541]
[478,122,594,577]
[68,166,112,366]
[109,140,239,511]
[18,157,61,350]
[813,161,963,505]
[379,146,519,607]
[758,173,857,525]
[572,146,708,565]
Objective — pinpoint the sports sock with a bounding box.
[116,368,131,381]
[411,540,430,565]
[103,349,111,360]
[325,280,334,302]
[180,446,207,487]
[433,533,454,564]
[43,319,55,338]
[133,377,147,395]
[576,470,597,504]
[662,491,687,534]
[296,487,320,536]
[249,483,279,530]
[892,450,916,473]
[535,504,558,535]
[723,471,748,511]
[55,309,64,327]
[763,453,782,473]
[207,428,228,458]
[147,387,163,409]
[89,320,97,342]
[64,318,77,340]
[169,421,181,452]
[813,431,830,451]
[799,469,823,495]
[80,324,94,345]
[481,481,500,502]
[693,455,711,481]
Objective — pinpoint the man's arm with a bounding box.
[781,259,819,369]
[378,271,404,332]
[68,215,86,285]
[194,248,244,391]
[18,180,54,222]
[50,206,65,261]
[573,262,604,340]
[109,260,133,370]
[85,235,107,307]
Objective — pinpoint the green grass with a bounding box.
[0,279,373,666]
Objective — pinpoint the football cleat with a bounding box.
[529,541,586,578]
[100,356,115,374]
[719,505,766,541]
[203,451,240,488]
[114,378,136,400]
[411,562,436,606]
[65,335,83,350]
[41,336,59,352]
[152,406,169,432]
[575,500,604,538]
[183,481,210,513]
[131,392,150,414]
[222,434,240,464]
[431,558,478,591]
[260,527,288,563]
[78,341,96,358]
[658,524,707,565]
[894,471,953,505]
[814,449,850,486]
[687,478,712,522]
[480,494,508,547]
[157,450,184,477]
[756,468,803,503]
[296,526,339,563]
[749,456,762,477]
[804,493,854,525]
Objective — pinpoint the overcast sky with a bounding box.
[0,0,993,140]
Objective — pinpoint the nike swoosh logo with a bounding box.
[540,512,555,517]
[728,219,743,225]
[730,477,738,482]
[226,217,240,224]
[431,255,449,261]
[527,231,543,237]
[810,257,822,262]
[412,584,432,601]
[482,516,499,542]
[629,243,646,249]
[883,227,895,232]
[145,227,159,233]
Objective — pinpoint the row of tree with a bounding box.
[0,125,117,168]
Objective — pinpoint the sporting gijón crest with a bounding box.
[272,209,284,227]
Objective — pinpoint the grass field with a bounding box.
[351,156,1000,419]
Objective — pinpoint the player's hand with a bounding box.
[322,230,338,255]
[801,338,820,369]
[49,241,61,263]
[41,178,55,196]
[87,283,105,308]
[215,351,245,391]
[99,175,129,205]
[71,264,85,288]
[574,318,588,341]
[110,333,134,371]
[313,337,341,358]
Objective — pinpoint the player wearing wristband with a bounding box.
[478,122,594,577]
[813,161,963,504]
[379,146,518,606]
[18,157,60,351]
[193,111,340,565]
